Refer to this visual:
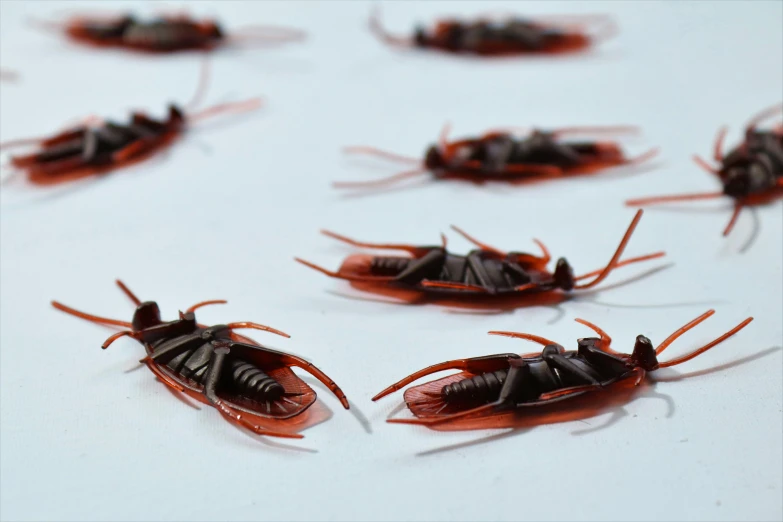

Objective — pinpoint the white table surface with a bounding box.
[1,1,781,521]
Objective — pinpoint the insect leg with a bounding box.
[51,300,132,328]
[713,126,728,162]
[449,225,505,255]
[487,330,559,347]
[745,103,783,133]
[202,347,304,439]
[722,202,744,237]
[319,229,432,256]
[542,348,601,386]
[342,146,420,164]
[368,6,412,47]
[225,321,290,339]
[186,300,227,313]
[573,318,618,354]
[419,280,490,292]
[111,137,161,163]
[273,353,350,410]
[294,257,395,283]
[372,353,521,401]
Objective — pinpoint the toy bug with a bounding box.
[627,103,783,236]
[334,124,658,190]
[51,280,349,439]
[32,11,305,54]
[0,63,260,186]
[295,209,665,307]
[369,9,615,56]
[372,310,753,428]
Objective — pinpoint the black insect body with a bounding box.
[13,107,186,176]
[369,10,615,56]
[36,12,304,54]
[372,311,753,427]
[52,281,349,439]
[296,210,664,303]
[337,125,657,189]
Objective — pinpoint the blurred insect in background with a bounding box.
[31,10,305,53]
[52,280,350,439]
[369,8,615,56]
[373,310,752,428]
[0,69,19,82]
[0,61,260,186]
[296,210,665,307]
[627,103,783,236]
[334,124,658,190]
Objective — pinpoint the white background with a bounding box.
[1,1,781,521]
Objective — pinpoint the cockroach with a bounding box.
[369,9,615,56]
[372,310,753,428]
[295,209,665,306]
[627,103,783,236]
[51,280,349,439]
[334,124,658,190]
[32,11,305,54]
[0,62,260,186]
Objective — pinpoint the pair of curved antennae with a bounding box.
[51,280,289,349]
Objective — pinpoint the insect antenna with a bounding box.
[573,209,663,289]
[655,310,715,355]
[656,316,754,368]
[368,7,411,48]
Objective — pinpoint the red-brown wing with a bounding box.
[402,371,597,418]
[221,340,317,420]
[141,337,317,422]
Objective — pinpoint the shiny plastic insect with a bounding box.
[295,209,664,306]
[372,310,753,428]
[32,11,304,54]
[0,63,259,186]
[334,124,658,190]
[627,103,783,236]
[52,280,349,439]
[369,9,615,56]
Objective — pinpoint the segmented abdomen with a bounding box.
[371,256,411,276]
[226,359,285,402]
[442,370,508,403]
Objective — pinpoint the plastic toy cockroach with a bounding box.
[627,103,783,236]
[334,124,658,190]
[51,280,349,439]
[295,209,664,306]
[372,310,753,427]
[0,63,259,186]
[33,11,304,54]
[369,9,615,56]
